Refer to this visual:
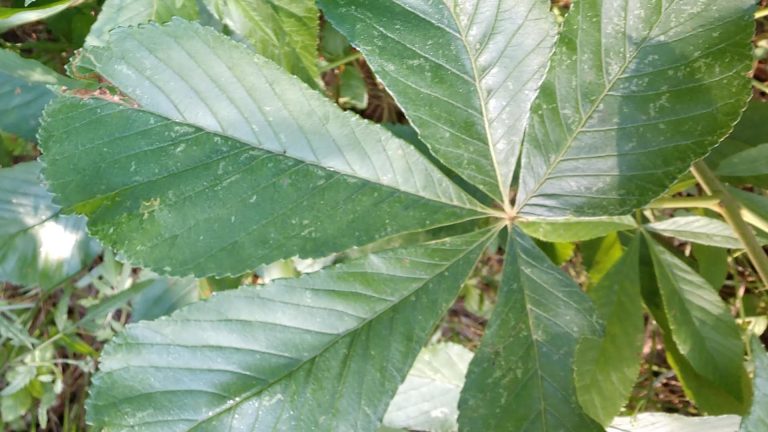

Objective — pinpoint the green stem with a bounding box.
[753,79,768,94]
[691,161,768,286]
[319,51,363,73]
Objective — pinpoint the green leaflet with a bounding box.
[382,342,473,432]
[458,227,602,432]
[0,0,77,32]
[0,162,100,289]
[515,0,755,217]
[692,244,729,290]
[0,49,78,140]
[201,0,320,86]
[645,234,747,403]
[318,0,558,204]
[40,20,487,278]
[518,215,636,243]
[717,144,768,177]
[741,338,768,431]
[645,216,768,249]
[86,227,496,431]
[575,238,644,426]
[85,0,199,46]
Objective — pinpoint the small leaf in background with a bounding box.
[0,49,78,141]
[576,238,644,426]
[459,227,602,431]
[518,216,636,243]
[128,274,199,322]
[717,144,768,177]
[582,232,625,286]
[645,234,749,407]
[0,162,100,289]
[201,0,320,85]
[382,342,472,432]
[0,0,78,33]
[85,0,199,46]
[645,216,768,249]
[337,64,368,111]
[692,244,729,290]
[0,387,32,423]
[741,338,768,431]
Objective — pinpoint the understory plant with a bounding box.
[2,0,768,430]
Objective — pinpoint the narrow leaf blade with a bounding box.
[458,227,602,431]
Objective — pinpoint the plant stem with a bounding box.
[753,79,768,94]
[318,51,363,73]
[756,8,768,19]
[691,161,768,286]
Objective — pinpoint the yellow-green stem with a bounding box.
[691,161,768,286]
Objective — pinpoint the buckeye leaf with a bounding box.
[741,338,768,432]
[318,0,558,205]
[39,20,487,278]
[0,49,78,140]
[0,162,100,289]
[517,215,636,243]
[646,216,768,249]
[515,0,755,217]
[645,234,747,402]
[575,238,644,426]
[458,227,602,431]
[86,227,497,431]
[200,0,320,85]
[85,0,199,46]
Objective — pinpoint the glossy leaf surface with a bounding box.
[516,0,755,217]
[40,20,485,277]
[458,227,602,431]
[319,0,558,203]
[86,228,495,430]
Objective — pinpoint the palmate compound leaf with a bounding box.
[318,0,558,205]
[0,161,100,289]
[515,0,755,217]
[85,227,498,431]
[39,19,489,278]
[458,227,603,431]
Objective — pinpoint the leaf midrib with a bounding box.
[445,1,508,209]
[516,0,671,212]
[180,227,498,430]
[56,97,489,215]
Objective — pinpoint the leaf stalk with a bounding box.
[691,161,768,286]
